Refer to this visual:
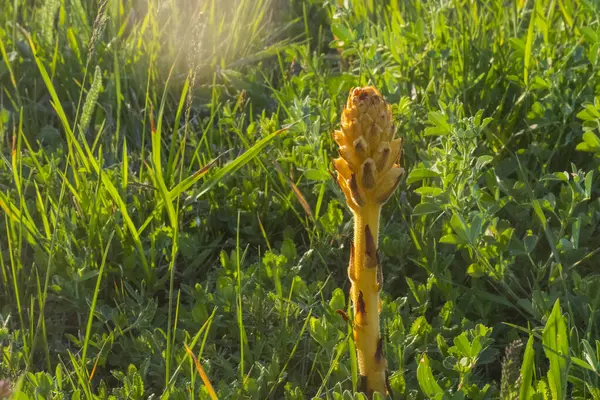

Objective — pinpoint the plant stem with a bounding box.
[351,202,387,395]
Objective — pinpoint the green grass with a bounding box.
[1,0,600,398]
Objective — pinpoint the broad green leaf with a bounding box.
[440,234,464,245]
[415,186,443,197]
[452,333,472,356]
[585,104,600,119]
[542,299,569,400]
[524,235,538,254]
[329,288,345,311]
[531,76,551,90]
[437,334,449,357]
[466,263,485,278]
[424,126,450,136]
[412,202,442,216]
[450,214,470,243]
[583,132,600,150]
[407,168,440,184]
[576,108,596,122]
[468,214,484,243]
[575,142,594,152]
[428,112,450,129]
[331,23,354,42]
[417,354,444,398]
[540,172,569,182]
[425,111,451,135]
[520,335,535,400]
[476,155,493,170]
[581,27,598,43]
[532,200,547,229]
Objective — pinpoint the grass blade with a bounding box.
[193,123,293,200]
[81,232,114,374]
[524,1,536,86]
[184,343,218,400]
[520,335,536,399]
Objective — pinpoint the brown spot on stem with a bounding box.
[375,337,384,363]
[365,225,378,269]
[348,241,357,282]
[357,291,366,315]
[349,174,364,207]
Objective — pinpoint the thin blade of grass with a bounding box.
[235,211,247,383]
[166,75,190,184]
[81,141,151,282]
[524,1,536,86]
[273,160,313,220]
[25,32,89,178]
[193,123,293,200]
[184,343,218,400]
[81,232,114,374]
[267,309,313,398]
[137,158,217,236]
[164,306,216,391]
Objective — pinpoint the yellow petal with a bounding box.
[333,157,352,180]
[365,122,382,151]
[375,166,403,204]
[339,143,359,166]
[333,130,347,147]
[348,174,365,208]
[374,142,390,172]
[387,138,403,169]
[338,175,360,212]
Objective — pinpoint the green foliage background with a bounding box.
[1,0,600,398]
